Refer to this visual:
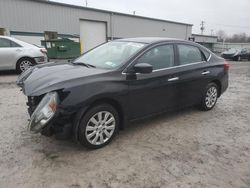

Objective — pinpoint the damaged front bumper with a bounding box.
[16,65,74,136]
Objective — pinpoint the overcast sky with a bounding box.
[53,0,250,36]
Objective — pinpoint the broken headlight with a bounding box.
[28,92,59,133]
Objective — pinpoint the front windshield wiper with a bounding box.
[72,62,96,68]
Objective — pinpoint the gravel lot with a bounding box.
[0,61,250,188]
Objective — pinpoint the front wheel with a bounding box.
[77,104,119,149]
[200,83,218,111]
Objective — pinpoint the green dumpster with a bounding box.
[41,38,81,59]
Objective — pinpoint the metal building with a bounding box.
[0,0,193,52]
[191,34,218,51]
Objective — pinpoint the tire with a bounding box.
[77,103,119,149]
[16,57,35,74]
[200,83,219,111]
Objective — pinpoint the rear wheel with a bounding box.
[16,58,35,73]
[77,104,119,149]
[200,83,218,111]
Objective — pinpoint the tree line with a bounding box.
[216,30,250,43]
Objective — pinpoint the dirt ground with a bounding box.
[0,61,249,188]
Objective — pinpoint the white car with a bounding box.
[0,36,48,73]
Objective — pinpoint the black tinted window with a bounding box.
[178,44,203,65]
[136,45,174,70]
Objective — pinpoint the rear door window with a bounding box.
[177,44,204,65]
[0,38,11,48]
[201,49,210,60]
[0,38,21,48]
[11,41,21,47]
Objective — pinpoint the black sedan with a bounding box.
[221,48,250,61]
[17,38,229,149]
[238,48,250,61]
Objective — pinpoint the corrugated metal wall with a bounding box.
[192,34,218,43]
[113,14,191,39]
[0,0,111,36]
[0,0,192,39]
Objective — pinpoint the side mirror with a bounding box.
[133,63,153,74]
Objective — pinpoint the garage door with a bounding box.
[80,20,107,53]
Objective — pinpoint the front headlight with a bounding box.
[28,92,59,133]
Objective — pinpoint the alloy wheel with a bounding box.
[20,60,33,72]
[85,111,116,145]
[205,86,218,108]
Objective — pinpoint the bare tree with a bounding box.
[216,30,227,42]
[227,33,248,43]
[216,30,250,43]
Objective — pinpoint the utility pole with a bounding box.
[200,21,205,35]
[85,0,88,7]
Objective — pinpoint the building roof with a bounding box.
[26,0,193,26]
[192,34,218,38]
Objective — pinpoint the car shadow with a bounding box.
[121,106,199,133]
[49,106,201,152]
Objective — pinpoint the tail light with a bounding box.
[40,48,47,54]
[224,61,230,71]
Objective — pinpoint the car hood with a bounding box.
[17,62,110,96]
[222,51,239,56]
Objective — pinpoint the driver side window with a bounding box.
[136,44,175,70]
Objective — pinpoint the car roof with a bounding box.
[0,36,13,40]
[0,36,35,48]
[116,37,189,44]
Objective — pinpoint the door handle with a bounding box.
[168,77,179,82]
[202,71,210,75]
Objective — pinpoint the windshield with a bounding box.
[226,48,237,53]
[74,41,146,69]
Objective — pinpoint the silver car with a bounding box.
[0,36,48,73]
